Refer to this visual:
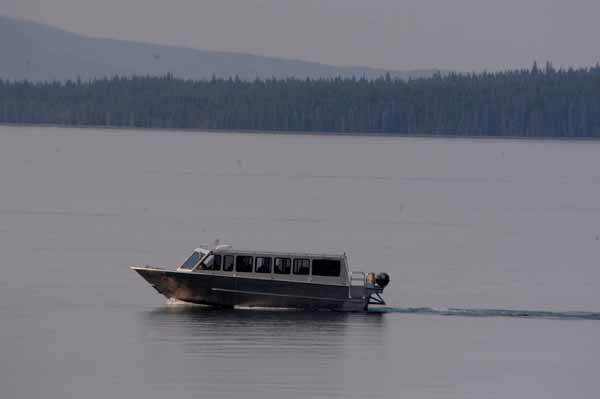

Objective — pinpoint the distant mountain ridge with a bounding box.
[0,15,444,82]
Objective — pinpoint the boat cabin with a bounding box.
[177,247,349,286]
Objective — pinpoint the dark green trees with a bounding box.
[1,65,599,137]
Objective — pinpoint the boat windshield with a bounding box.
[179,251,205,270]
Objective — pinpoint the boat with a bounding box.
[131,244,390,311]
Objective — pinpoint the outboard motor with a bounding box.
[364,272,390,307]
[375,272,390,288]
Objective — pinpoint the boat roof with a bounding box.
[193,246,346,259]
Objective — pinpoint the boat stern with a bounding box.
[350,271,390,309]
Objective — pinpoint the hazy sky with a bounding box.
[2,0,598,71]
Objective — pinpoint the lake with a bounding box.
[2,125,600,398]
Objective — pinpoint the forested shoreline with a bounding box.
[1,63,599,137]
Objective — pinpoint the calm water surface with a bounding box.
[2,126,600,398]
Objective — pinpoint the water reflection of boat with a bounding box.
[139,307,386,366]
[131,244,390,311]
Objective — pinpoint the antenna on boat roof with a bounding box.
[208,238,221,250]
[210,238,231,251]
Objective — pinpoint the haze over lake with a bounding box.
[3,125,600,398]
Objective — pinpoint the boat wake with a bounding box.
[162,298,600,320]
[369,306,600,321]
[164,298,210,307]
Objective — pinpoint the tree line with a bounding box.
[1,63,599,137]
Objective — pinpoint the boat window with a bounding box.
[213,255,222,270]
[179,251,203,270]
[255,257,272,273]
[312,259,341,277]
[223,255,234,271]
[235,255,253,273]
[293,258,310,275]
[274,257,291,274]
[200,254,222,271]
